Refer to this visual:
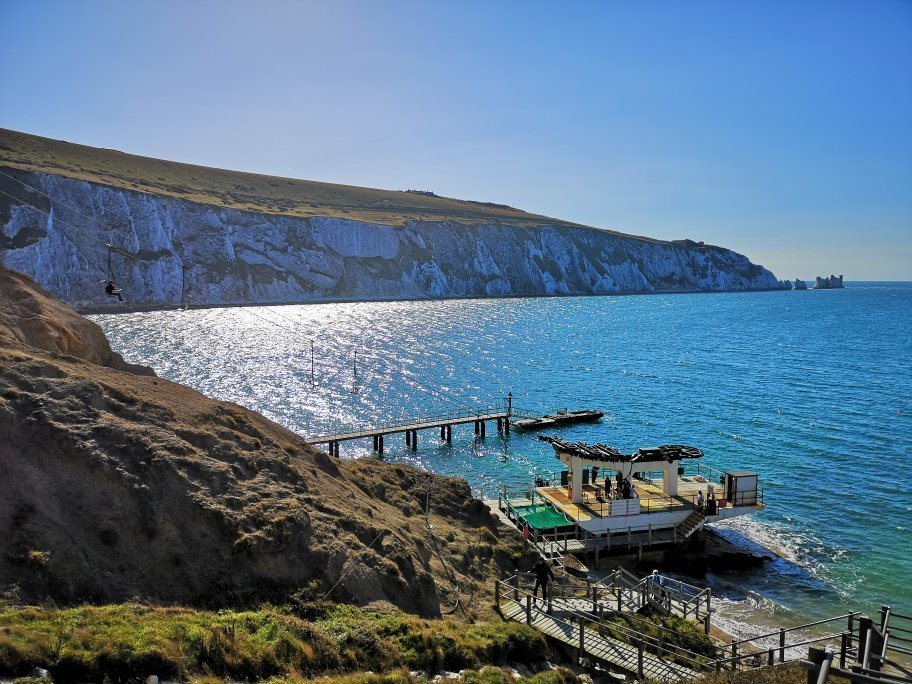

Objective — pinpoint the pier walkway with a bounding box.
[305,399,537,456]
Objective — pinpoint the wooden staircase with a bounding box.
[497,594,702,680]
[677,509,706,539]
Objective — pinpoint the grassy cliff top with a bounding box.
[0,128,650,239]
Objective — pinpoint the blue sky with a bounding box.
[1,0,910,280]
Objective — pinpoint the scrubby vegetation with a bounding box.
[0,603,555,682]
[700,662,807,684]
[593,609,719,667]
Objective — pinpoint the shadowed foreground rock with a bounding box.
[0,264,524,616]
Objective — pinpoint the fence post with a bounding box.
[513,575,519,601]
[526,595,532,624]
[817,647,835,684]
[704,613,711,635]
[579,620,585,655]
[592,586,598,613]
[731,640,738,671]
[858,617,873,667]
[617,586,622,611]
[637,639,644,679]
[780,627,786,662]
[840,632,848,669]
[658,625,665,656]
[768,649,774,667]
[495,579,500,607]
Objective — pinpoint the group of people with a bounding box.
[600,470,638,500]
[529,560,670,607]
[695,488,716,513]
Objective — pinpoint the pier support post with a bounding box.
[480,420,486,437]
[445,425,452,442]
[474,420,479,435]
[406,430,411,447]
[378,435,383,453]
[440,426,446,439]
[411,430,418,450]
[497,417,503,432]
[373,435,378,451]
[504,417,510,432]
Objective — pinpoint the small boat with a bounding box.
[512,409,603,431]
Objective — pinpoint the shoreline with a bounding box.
[75,285,792,316]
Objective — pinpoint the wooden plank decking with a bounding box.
[499,598,697,680]
[305,410,509,444]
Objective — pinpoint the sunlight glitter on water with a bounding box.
[91,283,912,624]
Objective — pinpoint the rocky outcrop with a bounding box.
[0,266,154,375]
[0,264,525,613]
[812,275,844,289]
[0,169,787,308]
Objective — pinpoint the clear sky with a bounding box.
[2,1,910,280]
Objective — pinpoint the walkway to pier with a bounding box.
[304,400,536,456]
[495,575,702,680]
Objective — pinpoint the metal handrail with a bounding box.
[502,481,763,524]
[496,576,713,672]
[727,613,862,649]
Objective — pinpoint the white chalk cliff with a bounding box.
[1,169,787,307]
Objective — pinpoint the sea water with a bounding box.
[91,282,912,633]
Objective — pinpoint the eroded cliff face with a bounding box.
[1,168,786,308]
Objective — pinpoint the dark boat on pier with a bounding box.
[512,409,603,431]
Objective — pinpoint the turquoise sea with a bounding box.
[91,282,912,636]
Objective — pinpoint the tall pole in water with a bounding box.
[354,349,358,379]
[311,340,315,387]
[180,264,189,309]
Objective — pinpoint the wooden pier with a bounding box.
[305,400,523,457]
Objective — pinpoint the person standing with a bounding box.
[532,556,555,602]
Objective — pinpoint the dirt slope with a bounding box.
[0,264,526,616]
[0,267,153,375]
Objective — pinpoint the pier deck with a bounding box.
[305,410,509,444]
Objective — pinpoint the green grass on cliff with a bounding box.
[0,602,554,682]
[0,128,610,235]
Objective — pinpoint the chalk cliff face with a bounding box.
[1,169,786,307]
